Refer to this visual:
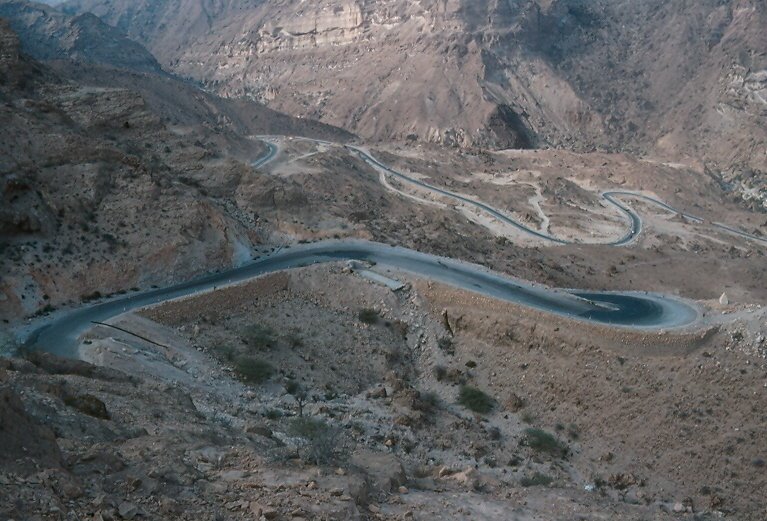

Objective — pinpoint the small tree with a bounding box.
[285,380,308,417]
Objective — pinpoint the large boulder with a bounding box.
[350,450,406,494]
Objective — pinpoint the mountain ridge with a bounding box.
[59,0,767,183]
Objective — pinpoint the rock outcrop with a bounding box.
[0,0,162,72]
[0,18,19,66]
[62,0,767,177]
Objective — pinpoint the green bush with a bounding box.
[285,332,303,348]
[458,386,495,414]
[522,428,567,457]
[285,380,308,416]
[217,344,238,362]
[242,324,277,349]
[437,336,454,353]
[235,357,274,384]
[520,472,553,487]
[416,391,440,413]
[358,308,379,324]
[290,417,340,465]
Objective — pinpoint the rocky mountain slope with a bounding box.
[0,13,351,321]
[2,265,767,520]
[60,0,767,177]
[0,0,161,72]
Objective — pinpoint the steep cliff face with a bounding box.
[61,0,767,177]
[256,0,364,52]
[62,0,599,149]
[0,0,162,72]
[0,9,354,320]
[0,18,19,65]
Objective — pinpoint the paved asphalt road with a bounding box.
[251,141,278,168]
[348,145,767,247]
[31,136,767,359]
[25,240,699,358]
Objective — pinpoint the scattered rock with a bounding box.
[351,450,406,494]
[608,473,639,490]
[504,393,525,412]
[250,502,278,519]
[0,386,62,474]
[366,386,387,399]
[64,393,110,419]
[451,468,480,490]
[158,497,180,515]
[117,501,139,520]
[437,466,456,478]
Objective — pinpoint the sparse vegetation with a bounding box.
[80,290,102,303]
[522,428,568,457]
[234,356,274,384]
[285,331,303,348]
[242,324,277,350]
[437,336,454,354]
[520,472,554,487]
[458,385,495,414]
[289,417,340,465]
[217,344,238,362]
[285,380,308,417]
[358,308,379,324]
[415,390,440,414]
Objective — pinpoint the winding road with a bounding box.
[25,241,699,358]
[345,145,767,247]
[251,141,278,168]
[24,136,765,358]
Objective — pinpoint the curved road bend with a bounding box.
[347,145,767,247]
[26,241,699,359]
[251,141,278,168]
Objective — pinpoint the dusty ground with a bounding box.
[4,264,764,520]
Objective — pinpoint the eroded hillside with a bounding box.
[0,18,351,320]
[60,0,767,184]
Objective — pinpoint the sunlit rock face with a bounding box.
[63,0,767,173]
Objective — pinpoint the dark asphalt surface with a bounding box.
[25,241,699,359]
[350,146,766,247]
